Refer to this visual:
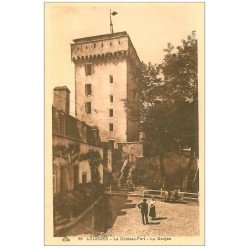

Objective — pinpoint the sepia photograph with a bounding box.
[45,2,204,245]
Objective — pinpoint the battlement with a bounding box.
[71,31,140,64]
[73,31,128,44]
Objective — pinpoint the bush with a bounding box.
[54,182,105,218]
[53,189,89,218]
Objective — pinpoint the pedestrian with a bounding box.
[173,189,180,201]
[138,198,149,224]
[163,191,168,202]
[149,198,156,220]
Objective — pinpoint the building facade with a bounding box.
[52,86,105,194]
[71,31,141,145]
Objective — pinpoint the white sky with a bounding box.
[45,3,204,115]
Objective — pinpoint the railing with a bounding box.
[144,189,199,202]
[104,186,199,202]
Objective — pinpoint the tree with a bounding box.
[53,143,103,184]
[125,32,199,190]
[160,31,198,189]
[53,143,80,166]
[123,62,167,187]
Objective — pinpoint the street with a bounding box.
[67,194,199,237]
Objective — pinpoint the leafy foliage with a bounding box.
[53,143,80,163]
[141,31,198,151]
[53,143,103,183]
[53,190,90,218]
[159,31,198,152]
[78,149,103,184]
[125,32,199,190]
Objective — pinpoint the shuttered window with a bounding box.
[85,64,92,76]
[85,102,91,114]
[109,123,113,131]
[85,84,92,96]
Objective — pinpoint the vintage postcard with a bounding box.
[45,2,204,245]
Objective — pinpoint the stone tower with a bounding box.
[71,31,141,144]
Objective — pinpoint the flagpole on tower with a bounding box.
[110,10,118,34]
[110,9,113,33]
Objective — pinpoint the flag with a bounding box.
[111,11,118,16]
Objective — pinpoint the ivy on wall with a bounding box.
[53,143,103,183]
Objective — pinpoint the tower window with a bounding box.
[101,43,103,47]
[110,95,113,103]
[94,43,96,48]
[109,75,113,83]
[110,42,112,46]
[109,123,113,132]
[85,102,91,114]
[109,109,113,117]
[85,64,92,76]
[85,84,92,96]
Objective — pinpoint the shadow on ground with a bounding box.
[152,217,167,221]
[147,222,160,225]
[66,192,137,236]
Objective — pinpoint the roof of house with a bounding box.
[52,106,102,147]
[53,86,71,93]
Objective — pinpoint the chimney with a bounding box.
[53,86,70,114]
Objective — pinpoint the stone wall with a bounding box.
[74,58,128,142]
[72,32,141,144]
[132,153,191,190]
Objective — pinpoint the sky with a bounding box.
[45,3,204,115]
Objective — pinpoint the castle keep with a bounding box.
[71,31,141,145]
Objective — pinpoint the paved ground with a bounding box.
[105,196,199,237]
[67,194,199,237]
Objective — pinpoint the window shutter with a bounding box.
[85,65,87,76]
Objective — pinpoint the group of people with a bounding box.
[137,190,182,224]
[138,198,156,224]
[163,189,181,202]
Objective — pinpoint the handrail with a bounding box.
[144,189,198,196]
[104,186,199,201]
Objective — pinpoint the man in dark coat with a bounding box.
[138,198,149,224]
